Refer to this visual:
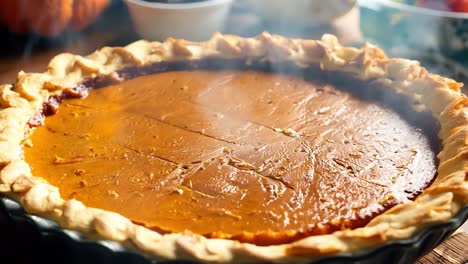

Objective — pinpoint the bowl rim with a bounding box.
[360,0,468,19]
[124,0,233,9]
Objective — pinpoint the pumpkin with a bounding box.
[0,0,110,36]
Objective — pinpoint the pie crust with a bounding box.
[0,33,467,263]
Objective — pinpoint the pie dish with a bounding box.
[0,33,467,263]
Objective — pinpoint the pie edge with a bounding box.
[0,32,466,263]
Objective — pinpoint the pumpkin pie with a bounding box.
[0,33,467,263]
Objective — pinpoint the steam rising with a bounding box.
[228,0,361,43]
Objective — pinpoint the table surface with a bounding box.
[0,1,466,262]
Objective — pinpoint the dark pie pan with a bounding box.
[0,195,466,264]
[1,51,467,264]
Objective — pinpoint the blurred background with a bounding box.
[0,0,467,86]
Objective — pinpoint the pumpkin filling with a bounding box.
[23,67,438,245]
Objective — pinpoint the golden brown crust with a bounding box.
[0,33,467,263]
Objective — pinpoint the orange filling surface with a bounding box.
[24,70,437,245]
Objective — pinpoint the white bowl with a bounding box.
[124,0,233,41]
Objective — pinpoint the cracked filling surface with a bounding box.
[23,69,437,245]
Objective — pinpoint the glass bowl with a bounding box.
[359,0,468,63]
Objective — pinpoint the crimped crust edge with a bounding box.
[0,32,466,263]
